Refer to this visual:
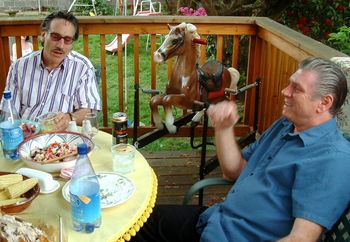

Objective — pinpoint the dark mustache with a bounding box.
[53,47,64,52]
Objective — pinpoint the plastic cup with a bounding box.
[111,144,135,174]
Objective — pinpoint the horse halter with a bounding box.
[157,31,185,61]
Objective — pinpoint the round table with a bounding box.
[0,130,158,242]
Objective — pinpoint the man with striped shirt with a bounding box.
[2,11,101,131]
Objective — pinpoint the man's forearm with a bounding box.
[215,128,247,181]
[276,218,323,242]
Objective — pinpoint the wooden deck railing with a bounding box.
[0,16,347,138]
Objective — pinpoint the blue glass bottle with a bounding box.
[69,143,101,233]
[0,90,23,160]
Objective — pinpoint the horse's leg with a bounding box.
[162,94,192,134]
[150,95,165,129]
[164,106,176,134]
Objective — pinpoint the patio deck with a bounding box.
[142,150,231,206]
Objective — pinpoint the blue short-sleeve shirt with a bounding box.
[197,117,350,242]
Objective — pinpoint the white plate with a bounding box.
[40,180,60,194]
[62,172,135,208]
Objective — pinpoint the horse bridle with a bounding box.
[160,31,185,61]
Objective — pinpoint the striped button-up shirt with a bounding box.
[3,50,101,120]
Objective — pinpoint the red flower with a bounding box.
[297,23,304,30]
[299,17,308,25]
[323,31,331,39]
[301,27,311,34]
[324,18,333,26]
[337,5,345,11]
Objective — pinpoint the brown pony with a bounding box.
[152,22,240,133]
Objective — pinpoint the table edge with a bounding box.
[109,168,158,242]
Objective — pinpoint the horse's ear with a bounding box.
[167,24,173,30]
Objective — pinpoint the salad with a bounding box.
[30,142,77,163]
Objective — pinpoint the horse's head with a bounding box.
[154,22,202,64]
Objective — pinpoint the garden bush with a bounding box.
[280,0,349,51]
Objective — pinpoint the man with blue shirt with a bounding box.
[130,57,350,242]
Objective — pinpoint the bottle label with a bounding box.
[0,122,24,150]
[70,181,101,223]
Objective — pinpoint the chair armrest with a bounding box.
[182,177,235,205]
[322,206,350,242]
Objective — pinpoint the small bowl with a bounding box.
[18,132,94,173]
[0,171,40,214]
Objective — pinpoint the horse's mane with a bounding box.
[180,22,200,62]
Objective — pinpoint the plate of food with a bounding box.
[20,120,41,139]
[62,172,135,208]
[0,213,60,242]
[18,132,94,173]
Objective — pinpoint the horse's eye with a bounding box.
[172,39,179,45]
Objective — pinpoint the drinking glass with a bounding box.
[83,113,99,150]
[36,112,59,133]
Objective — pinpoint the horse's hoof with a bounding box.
[165,124,177,134]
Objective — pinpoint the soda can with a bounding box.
[116,134,128,144]
[112,112,128,144]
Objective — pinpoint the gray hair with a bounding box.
[299,57,348,116]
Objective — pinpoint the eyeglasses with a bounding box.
[49,32,74,45]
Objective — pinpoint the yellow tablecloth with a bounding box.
[0,131,158,242]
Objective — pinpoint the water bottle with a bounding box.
[69,143,101,233]
[0,90,23,160]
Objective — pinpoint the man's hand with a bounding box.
[207,100,240,131]
[54,112,71,131]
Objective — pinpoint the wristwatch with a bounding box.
[68,112,75,121]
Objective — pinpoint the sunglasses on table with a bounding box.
[49,32,74,45]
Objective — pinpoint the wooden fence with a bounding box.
[0,16,346,139]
